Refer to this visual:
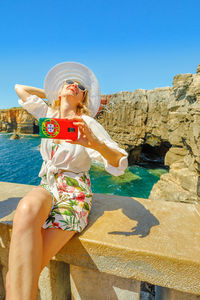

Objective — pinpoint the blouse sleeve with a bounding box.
[18,95,48,120]
[83,116,128,176]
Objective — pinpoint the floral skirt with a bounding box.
[40,171,93,232]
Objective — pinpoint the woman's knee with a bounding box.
[13,186,53,229]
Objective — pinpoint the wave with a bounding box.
[32,146,40,151]
[0,132,12,136]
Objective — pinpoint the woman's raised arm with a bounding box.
[15,84,46,103]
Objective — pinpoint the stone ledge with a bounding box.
[0,181,200,295]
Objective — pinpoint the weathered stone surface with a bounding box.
[196,64,200,74]
[0,264,5,299]
[70,265,141,300]
[37,261,71,300]
[97,90,148,149]
[165,147,188,166]
[155,286,200,300]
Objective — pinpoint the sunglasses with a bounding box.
[65,80,86,91]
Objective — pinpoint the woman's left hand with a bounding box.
[65,116,100,149]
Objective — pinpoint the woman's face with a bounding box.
[59,80,85,104]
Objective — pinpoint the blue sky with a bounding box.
[0,0,200,108]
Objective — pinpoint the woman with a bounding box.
[5,62,128,300]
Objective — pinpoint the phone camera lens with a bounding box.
[68,128,75,132]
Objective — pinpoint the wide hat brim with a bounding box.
[44,62,101,117]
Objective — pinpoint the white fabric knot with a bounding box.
[39,160,59,187]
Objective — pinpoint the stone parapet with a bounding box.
[0,182,200,299]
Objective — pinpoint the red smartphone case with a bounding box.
[39,118,78,140]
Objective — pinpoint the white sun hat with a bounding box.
[44,61,101,117]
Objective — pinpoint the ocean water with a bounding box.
[0,133,168,198]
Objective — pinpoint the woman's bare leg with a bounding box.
[5,186,53,300]
[6,228,76,300]
[40,228,76,271]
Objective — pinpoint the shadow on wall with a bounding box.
[0,197,21,221]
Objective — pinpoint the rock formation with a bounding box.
[96,65,200,204]
[10,132,20,140]
[0,107,38,134]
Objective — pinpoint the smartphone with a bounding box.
[39,118,78,140]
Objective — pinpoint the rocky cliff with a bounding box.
[95,65,200,204]
[1,66,200,204]
[0,107,38,134]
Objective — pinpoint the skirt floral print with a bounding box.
[40,143,93,233]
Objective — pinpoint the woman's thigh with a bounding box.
[13,186,53,228]
[40,228,76,271]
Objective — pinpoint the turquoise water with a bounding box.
[0,133,168,198]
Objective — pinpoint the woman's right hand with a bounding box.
[15,84,46,103]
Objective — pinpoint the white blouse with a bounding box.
[18,95,128,197]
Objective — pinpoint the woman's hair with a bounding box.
[51,81,91,116]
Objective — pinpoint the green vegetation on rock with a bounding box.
[91,162,141,183]
[111,169,141,183]
[147,168,168,178]
[91,162,107,173]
